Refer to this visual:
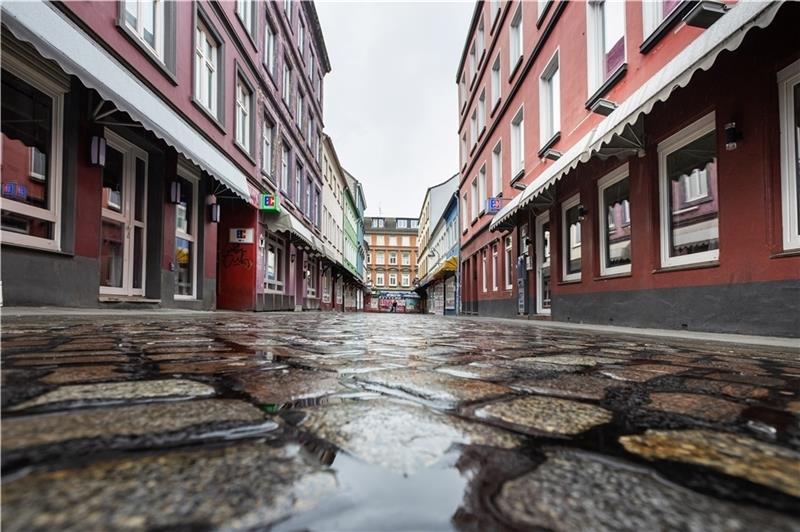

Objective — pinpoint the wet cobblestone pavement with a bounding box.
[2,312,800,531]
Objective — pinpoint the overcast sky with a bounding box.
[316,1,473,218]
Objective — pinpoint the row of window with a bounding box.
[479,235,515,293]
[369,218,419,229]
[371,235,412,247]
[367,251,412,266]
[369,272,411,288]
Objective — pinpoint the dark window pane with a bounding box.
[603,177,631,269]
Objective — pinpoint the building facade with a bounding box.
[457,0,800,336]
[419,191,460,315]
[0,1,348,312]
[320,134,345,310]
[340,171,366,311]
[364,216,420,312]
[415,174,459,313]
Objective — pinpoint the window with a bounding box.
[504,236,513,289]
[375,234,385,245]
[477,18,485,62]
[235,0,254,35]
[509,5,523,71]
[779,58,800,250]
[598,164,631,276]
[459,74,467,110]
[366,252,371,264]
[284,0,292,21]
[1,59,67,251]
[492,244,498,291]
[295,165,302,205]
[298,19,305,53]
[562,194,582,281]
[309,51,315,79]
[469,42,477,83]
[280,143,290,192]
[539,51,561,146]
[314,188,320,227]
[470,110,478,147]
[491,54,501,108]
[194,19,219,117]
[175,174,197,298]
[387,236,396,246]
[511,106,524,178]
[587,1,626,97]
[658,112,719,267]
[124,0,165,59]
[389,273,397,287]
[265,235,285,293]
[401,273,410,287]
[282,61,292,106]
[264,23,276,76]
[491,0,501,21]
[402,251,410,265]
[478,165,487,212]
[389,251,397,265]
[410,219,418,229]
[492,141,502,196]
[478,89,486,134]
[296,92,304,128]
[235,76,252,153]
[307,116,314,145]
[306,260,316,298]
[471,179,479,220]
[537,0,552,21]
[462,193,469,229]
[642,0,682,38]
[305,177,312,217]
[402,236,411,247]
[482,250,487,292]
[376,251,385,264]
[396,219,407,228]
[261,117,274,176]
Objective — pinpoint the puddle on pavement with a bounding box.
[274,448,469,532]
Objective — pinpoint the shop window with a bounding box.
[562,194,582,281]
[539,51,561,147]
[492,244,498,291]
[658,112,719,267]
[264,235,285,293]
[598,164,631,276]
[778,58,800,251]
[482,250,488,292]
[1,60,67,251]
[306,260,317,298]
[504,235,513,289]
[587,0,626,96]
[175,173,197,299]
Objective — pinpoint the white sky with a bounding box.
[316,1,473,218]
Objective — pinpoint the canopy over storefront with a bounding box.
[2,1,250,200]
[490,1,782,231]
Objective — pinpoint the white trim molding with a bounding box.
[778,58,800,251]
[597,163,631,276]
[561,193,581,282]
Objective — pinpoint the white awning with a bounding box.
[2,1,250,200]
[266,210,316,249]
[490,0,782,231]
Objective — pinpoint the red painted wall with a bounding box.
[217,201,257,310]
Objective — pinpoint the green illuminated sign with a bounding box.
[259,193,280,212]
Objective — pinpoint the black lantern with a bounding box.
[577,205,589,222]
[89,135,106,167]
[724,122,742,151]
[210,203,221,223]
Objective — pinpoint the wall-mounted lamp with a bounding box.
[170,180,182,204]
[724,122,742,151]
[512,181,526,191]
[683,0,728,29]
[290,250,296,263]
[209,203,221,223]
[577,205,589,222]
[542,149,562,161]
[590,98,617,117]
[89,135,106,167]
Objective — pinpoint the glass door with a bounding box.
[100,131,147,296]
[535,212,551,314]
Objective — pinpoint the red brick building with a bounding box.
[457,0,799,336]
[1,1,330,311]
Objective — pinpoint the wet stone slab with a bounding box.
[620,429,800,497]
[1,441,337,531]
[2,399,266,450]
[298,399,520,475]
[599,363,689,382]
[495,449,798,532]
[512,374,618,400]
[9,379,216,411]
[355,368,512,406]
[645,392,746,422]
[473,396,613,436]
[40,365,127,385]
[233,369,344,406]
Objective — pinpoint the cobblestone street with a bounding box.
[2,311,800,531]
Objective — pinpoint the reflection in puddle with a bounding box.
[274,449,466,532]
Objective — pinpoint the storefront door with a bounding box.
[99,130,147,296]
[535,212,551,314]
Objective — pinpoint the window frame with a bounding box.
[492,140,502,197]
[492,244,498,291]
[264,18,277,78]
[481,250,488,292]
[234,69,255,156]
[0,55,67,252]
[597,163,632,277]
[261,114,275,178]
[658,111,719,268]
[174,166,199,300]
[478,164,487,214]
[562,193,582,282]
[539,49,561,148]
[778,58,800,251]
[193,14,223,122]
[491,53,502,110]
[123,0,166,61]
[586,0,627,97]
[504,235,513,289]
[510,105,525,180]
[509,4,523,73]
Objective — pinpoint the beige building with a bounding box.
[364,217,419,312]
